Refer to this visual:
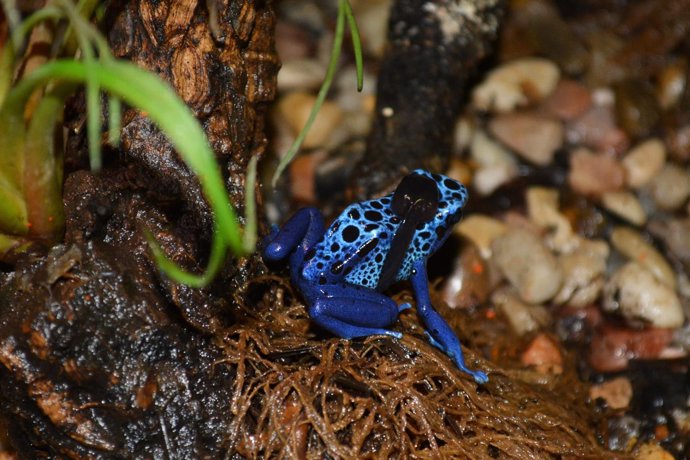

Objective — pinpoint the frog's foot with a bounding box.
[424,332,489,384]
[398,302,412,312]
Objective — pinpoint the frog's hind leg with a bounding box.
[410,260,489,384]
[306,284,403,339]
[263,207,325,267]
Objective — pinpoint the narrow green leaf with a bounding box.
[270,0,346,188]
[342,0,364,91]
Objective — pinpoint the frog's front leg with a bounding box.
[411,260,489,384]
[263,207,325,272]
[303,283,403,340]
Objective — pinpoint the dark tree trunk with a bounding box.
[353,0,505,199]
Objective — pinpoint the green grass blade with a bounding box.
[270,0,346,187]
[342,0,364,91]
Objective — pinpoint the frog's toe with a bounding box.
[386,330,403,339]
[467,369,489,384]
[398,302,412,312]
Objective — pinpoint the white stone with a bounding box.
[603,262,684,328]
[491,228,563,303]
[622,139,666,188]
[601,191,647,226]
[651,163,690,211]
[489,113,563,166]
[491,287,551,335]
[610,226,676,289]
[455,214,508,259]
[472,58,561,113]
[553,239,609,307]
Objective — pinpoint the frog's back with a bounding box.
[302,170,468,290]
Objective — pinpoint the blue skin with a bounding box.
[263,169,488,384]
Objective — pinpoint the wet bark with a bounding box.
[0,0,277,456]
[353,0,506,199]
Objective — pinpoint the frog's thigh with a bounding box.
[308,284,402,339]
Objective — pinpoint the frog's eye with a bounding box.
[391,173,439,222]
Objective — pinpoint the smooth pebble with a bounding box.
[491,228,563,304]
[603,262,683,328]
[650,163,690,211]
[601,191,647,226]
[621,138,666,188]
[492,287,551,335]
[455,215,508,259]
[554,239,609,308]
[472,57,560,112]
[610,226,676,289]
[489,113,563,166]
[568,148,624,196]
[526,187,577,251]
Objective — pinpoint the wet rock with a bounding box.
[614,80,661,139]
[470,130,518,195]
[589,377,633,410]
[489,113,564,166]
[603,262,683,328]
[277,91,343,149]
[650,163,690,211]
[553,239,609,308]
[491,228,563,303]
[621,139,667,189]
[568,148,625,196]
[542,79,592,121]
[521,334,563,375]
[601,191,646,226]
[472,58,560,113]
[526,187,577,252]
[455,214,508,259]
[491,287,550,335]
[589,326,674,372]
[611,227,676,289]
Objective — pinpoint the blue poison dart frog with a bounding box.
[263,169,488,384]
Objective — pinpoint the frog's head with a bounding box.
[408,169,468,227]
